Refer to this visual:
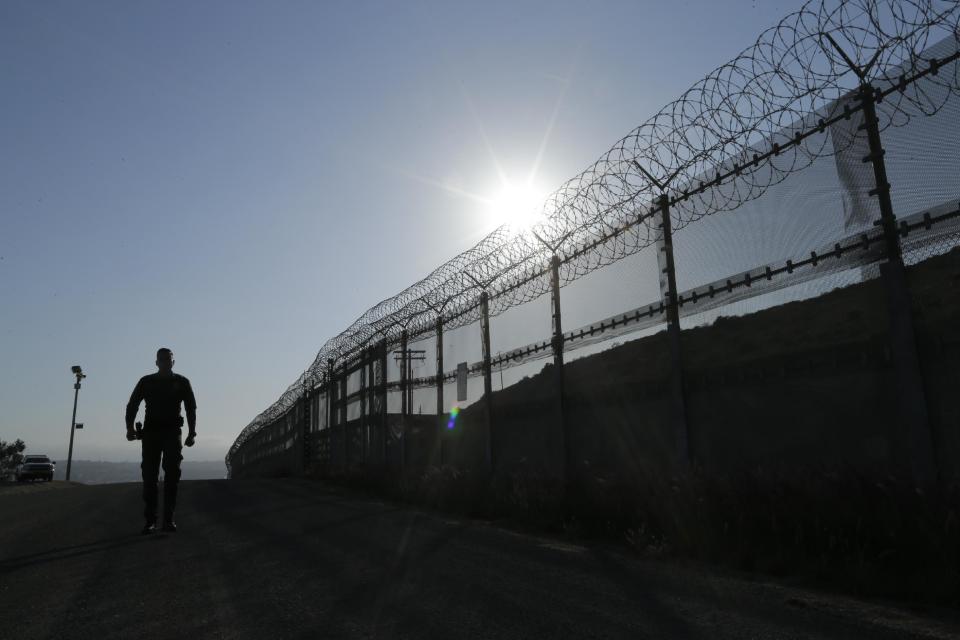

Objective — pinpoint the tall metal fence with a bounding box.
[227,0,960,488]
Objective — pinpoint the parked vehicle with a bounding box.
[16,455,56,482]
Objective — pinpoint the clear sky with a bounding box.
[1,0,797,462]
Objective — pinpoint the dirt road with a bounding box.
[1,478,956,639]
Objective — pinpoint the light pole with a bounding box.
[66,365,85,482]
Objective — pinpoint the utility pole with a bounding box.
[394,342,425,471]
[393,347,426,414]
[66,365,85,482]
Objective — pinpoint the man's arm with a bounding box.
[183,378,197,437]
[125,378,144,437]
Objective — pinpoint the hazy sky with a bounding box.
[1,0,798,462]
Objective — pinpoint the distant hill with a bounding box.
[51,460,226,484]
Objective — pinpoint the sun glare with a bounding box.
[487,181,546,231]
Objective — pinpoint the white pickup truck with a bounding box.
[16,455,56,482]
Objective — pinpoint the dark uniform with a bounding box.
[125,372,197,524]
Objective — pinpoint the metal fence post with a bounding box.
[360,349,367,466]
[340,363,348,472]
[550,255,564,370]
[367,346,376,467]
[480,291,494,474]
[436,317,445,465]
[327,359,335,471]
[400,329,408,472]
[400,329,409,417]
[302,386,311,475]
[549,254,572,487]
[379,339,389,466]
[658,194,691,470]
[859,84,937,488]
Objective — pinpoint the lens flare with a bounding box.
[447,405,460,430]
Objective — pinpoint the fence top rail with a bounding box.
[227,0,960,470]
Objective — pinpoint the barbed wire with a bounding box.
[227,0,960,470]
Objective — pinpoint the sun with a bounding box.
[487,181,546,231]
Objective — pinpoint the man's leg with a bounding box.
[161,429,184,526]
[141,433,162,526]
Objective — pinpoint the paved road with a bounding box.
[1,478,957,640]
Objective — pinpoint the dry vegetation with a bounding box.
[315,247,960,602]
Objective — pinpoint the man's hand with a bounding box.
[126,428,136,442]
[185,433,196,447]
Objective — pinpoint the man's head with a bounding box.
[156,348,174,374]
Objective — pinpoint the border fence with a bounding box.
[227,0,960,491]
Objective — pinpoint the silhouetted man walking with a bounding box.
[125,347,197,534]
